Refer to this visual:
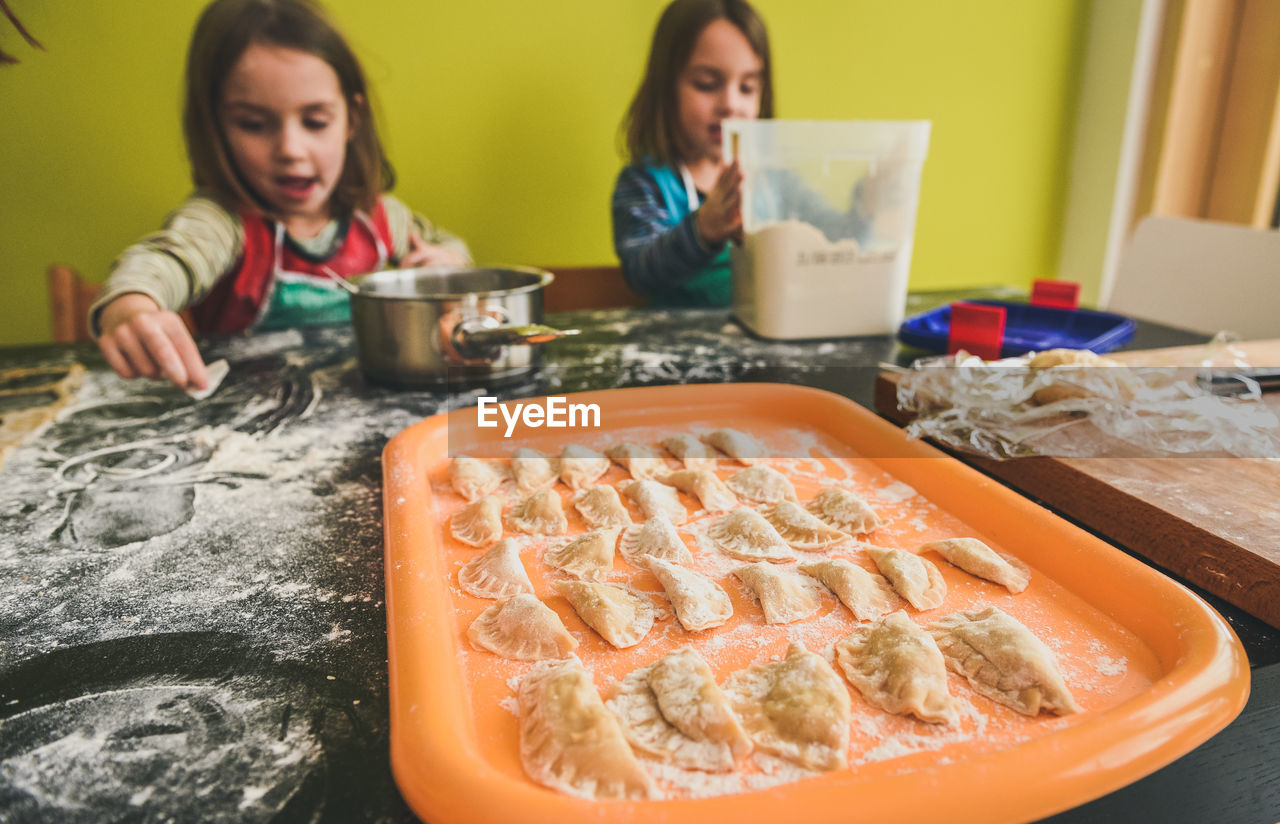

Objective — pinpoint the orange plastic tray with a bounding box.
[383,383,1248,824]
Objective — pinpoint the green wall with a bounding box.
[0,0,1085,345]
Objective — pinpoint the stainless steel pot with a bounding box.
[348,266,577,388]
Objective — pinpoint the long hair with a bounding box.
[183,0,393,219]
[622,0,773,165]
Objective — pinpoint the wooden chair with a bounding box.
[1104,216,1280,339]
[47,264,101,343]
[541,265,647,313]
[47,264,196,343]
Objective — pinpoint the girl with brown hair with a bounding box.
[93,0,469,391]
[611,0,773,307]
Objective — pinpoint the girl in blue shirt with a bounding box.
[611,0,773,307]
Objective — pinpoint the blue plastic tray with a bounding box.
[897,300,1135,357]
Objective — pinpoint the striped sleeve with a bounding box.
[89,193,243,335]
[381,194,472,265]
[610,165,723,298]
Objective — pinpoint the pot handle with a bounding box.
[452,318,580,358]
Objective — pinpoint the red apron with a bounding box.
[188,201,392,335]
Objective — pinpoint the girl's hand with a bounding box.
[400,231,470,268]
[97,293,209,391]
[695,161,744,246]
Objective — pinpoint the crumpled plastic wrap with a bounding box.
[890,336,1280,460]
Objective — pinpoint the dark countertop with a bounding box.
[1,300,1277,823]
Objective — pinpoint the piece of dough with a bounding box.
[732,562,821,625]
[559,444,609,490]
[458,538,533,599]
[764,501,848,550]
[606,442,670,482]
[450,454,505,502]
[725,464,797,504]
[662,433,719,470]
[864,545,947,610]
[554,580,655,649]
[645,556,733,632]
[700,428,765,465]
[186,358,229,400]
[617,478,687,524]
[662,469,738,513]
[930,607,1081,716]
[806,486,883,534]
[450,494,503,547]
[519,658,657,800]
[724,642,850,771]
[607,647,752,772]
[799,558,900,621]
[467,594,577,660]
[508,488,568,535]
[920,537,1031,594]
[834,610,958,725]
[571,484,633,529]
[707,507,792,562]
[544,528,618,580]
[619,515,693,566]
[511,447,558,494]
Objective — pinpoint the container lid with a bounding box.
[724,119,932,163]
[897,300,1136,356]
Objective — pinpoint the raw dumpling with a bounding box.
[733,562,822,624]
[458,538,533,599]
[511,447,558,494]
[450,454,505,501]
[806,486,883,534]
[865,545,946,610]
[544,528,619,580]
[607,647,751,771]
[450,494,503,547]
[617,478,687,524]
[619,515,693,565]
[799,558,900,621]
[764,501,848,550]
[930,607,1082,716]
[467,593,577,660]
[707,508,792,562]
[724,642,850,771]
[834,610,958,725]
[554,580,655,649]
[662,434,719,470]
[519,658,657,800]
[570,484,633,529]
[646,556,733,631]
[508,488,568,535]
[725,465,797,504]
[606,442,669,482]
[701,428,765,465]
[662,469,738,513]
[921,538,1031,594]
[559,444,610,491]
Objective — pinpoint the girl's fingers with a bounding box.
[97,335,137,380]
[162,315,208,390]
[112,323,161,380]
[132,315,190,388]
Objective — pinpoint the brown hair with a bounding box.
[622,0,774,166]
[183,0,393,219]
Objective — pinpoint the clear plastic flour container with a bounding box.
[723,119,931,339]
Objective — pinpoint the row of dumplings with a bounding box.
[451,472,883,555]
[451,428,772,503]
[464,536,1033,655]
[520,604,1081,800]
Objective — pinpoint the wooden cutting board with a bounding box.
[874,340,1280,629]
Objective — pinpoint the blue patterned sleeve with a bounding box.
[610,166,724,298]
